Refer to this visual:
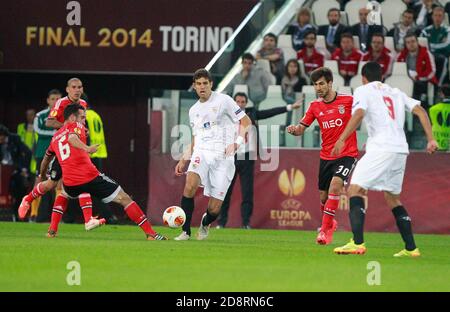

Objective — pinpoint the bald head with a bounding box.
[359,7,369,24]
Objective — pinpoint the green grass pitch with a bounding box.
[0,222,448,292]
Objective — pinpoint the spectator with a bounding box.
[420,6,450,84]
[225,53,272,105]
[217,92,301,229]
[296,30,325,75]
[286,7,316,51]
[281,59,307,103]
[0,124,31,221]
[388,9,419,52]
[362,33,394,79]
[318,8,350,53]
[33,89,61,222]
[397,33,438,106]
[331,33,364,85]
[17,109,37,176]
[256,33,285,84]
[350,7,385,52]
[414,0,438,30]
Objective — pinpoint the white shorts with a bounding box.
[350,151,407,195]
[187,150,235,201]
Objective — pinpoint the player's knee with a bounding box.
[183,184,197,197]
[384,192,401,208]
[329,182,342,195]
[348,184,365,197]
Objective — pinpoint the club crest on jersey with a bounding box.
[50,110,58,117]
[203,122,211,129]
[74,127,82,135]
[194,156,201,164]
[338,105,345,114]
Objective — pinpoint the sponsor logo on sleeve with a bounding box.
[235,108,242,115]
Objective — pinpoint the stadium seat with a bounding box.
[384,75,413,97]
[279,34,293,49]
[300,85,319,147]
[332,74,346,90]
[385,36,395,53]
[256,59,277,84]
[358,61,367,74]
[316,35,331,60]
[285,93,304,147]
[391,62,408,76]
[446,13,449,26]
[337,86,352,94]
[340,11,349,26]
[258,86,288,147]
[350,74,363,89]
[311,0,341,27]
[381,0,407,31]
[345,0,368,26]
[324,60,339,74]
[297,59,311,84]
[353,36,360,51]
[282,47,298,65]
[233,84,255,108]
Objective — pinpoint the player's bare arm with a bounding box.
[45,117,64,129]
[225,114,252,156]
[175,137,195,176]
[411,105,438,154]
[331,108,365,156]
[67,133,99,154]
[286,123,307,136]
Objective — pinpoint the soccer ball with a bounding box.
[163,206,186,228]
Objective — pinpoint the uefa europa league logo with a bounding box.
[278,168,305,197]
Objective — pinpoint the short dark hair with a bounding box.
[328,8,340,16]
[0,124,9,136]
[404,32,417,41]
[303,29,317,39]
[192,68,212,82]
[64,103,85,121]
[47,89,62,98]
[242,53,255,62]
[340,32,353,42]
[440,84,450,97]
[234,92,248,103]
[371,32,385,42]
[310,67,333,83]
[264,33,278,45]
[361,62,382,82]
[403,8,414,16]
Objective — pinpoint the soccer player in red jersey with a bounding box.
[19,78,99,233]
[39,103,166,240]
[286,67,358,245]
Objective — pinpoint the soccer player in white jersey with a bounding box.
[174,69,252,240]
[331,62,438,257]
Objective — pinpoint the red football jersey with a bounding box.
[297,48,324,74]
[331,48,363,77]
[47,122,99,186]
[300,94,358,160]
[48,96,88,124]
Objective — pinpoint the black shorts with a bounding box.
[318,156,357,191]
[48,158,62,181]
[63,174,121,203]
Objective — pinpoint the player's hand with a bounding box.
[225,143,238,156]
[286,125,300,136]
[86,144,99,154]
[292,100,302,110]
[426,140,438,154]
[331,139,345,156]
[175,160,187,176]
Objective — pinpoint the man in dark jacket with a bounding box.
[318,8,350,53]
[217,93,301,229]
[0,124,31,220]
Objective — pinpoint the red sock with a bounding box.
[321,193,340,230]
[48,194,68,232]
[124,201,156,236]
[320,202,325,214]
[25,182,46,202]
[79,193,93,223]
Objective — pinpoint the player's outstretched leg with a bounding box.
[19,180,56,219]
[79,193,106,231]
[334,195,367,255]
[114,189,166,240]
[47,193,69,237]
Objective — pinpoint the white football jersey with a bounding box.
[189,91,246,157]
[352,81,420,154]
